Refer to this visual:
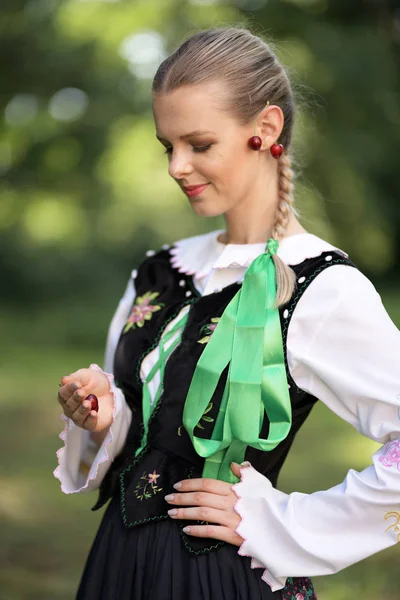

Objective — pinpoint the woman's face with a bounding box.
[152,81,265,217]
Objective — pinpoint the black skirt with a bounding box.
[76,493,317,600]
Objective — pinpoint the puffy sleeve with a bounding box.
[53,273,135,493]
[233,264,400,591]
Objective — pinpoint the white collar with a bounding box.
[170,229,348,279]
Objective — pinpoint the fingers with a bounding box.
[230,462,243,479]
[70,399,97,429]
[165,475,244,546]
[61,369,93,388]
[58,369,95,409]
[58,380,80,403]
[57,382,80,411]
[173,477,232,496]
[167,505,233,528]
[58,383,84,416]
[57,381,98,430]
[181,524,242,546]
[165,491,228,511]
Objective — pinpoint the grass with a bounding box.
[1,286,399,599]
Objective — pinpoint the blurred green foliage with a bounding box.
[1,0,399,598]
[1,0,399,313]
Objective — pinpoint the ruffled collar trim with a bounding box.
[170,229,348,279]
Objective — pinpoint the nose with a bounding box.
[168,149,193,180]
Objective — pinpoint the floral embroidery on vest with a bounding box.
[384,511,400,542]
[195,402,214,430]
[123,292,164,333]
[280,577,318,600]
[198,318,220,344]
[379,439,400,471]
[134,470,163,500]
[177,402,214,436]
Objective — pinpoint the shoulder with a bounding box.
[288,232,375,305]
[282,233,382,337]
[286,253,386,358]
[289,262,378,325]
[280,232,365,311]
[279,232,348,266]
[132,231,221,290]
[138,230,221,270]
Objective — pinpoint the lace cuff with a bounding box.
[233,464,288,592]
[53,364,132,494]
[233,443,400,592]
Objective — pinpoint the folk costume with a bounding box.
[54,229,400,600]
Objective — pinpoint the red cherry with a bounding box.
[270,143,283,159]
[248,136,262,150]
[86,394,99,412]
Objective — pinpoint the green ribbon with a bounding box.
[135,310,190,457]
[182,238,292,483]
[136,238,292,484]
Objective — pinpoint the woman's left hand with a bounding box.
[164,462,244,546]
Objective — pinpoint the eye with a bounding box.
[163,144,212,155]
[193,144,212,153]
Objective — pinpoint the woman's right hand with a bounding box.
[57,368,114,433]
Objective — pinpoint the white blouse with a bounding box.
[53,230,400,592]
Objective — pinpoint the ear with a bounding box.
[256,104,285,151]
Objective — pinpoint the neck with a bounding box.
[218,167,306,245]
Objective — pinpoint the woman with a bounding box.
[54,27,400,599]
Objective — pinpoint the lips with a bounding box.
[183,183,209,198]
[183,184,208,191]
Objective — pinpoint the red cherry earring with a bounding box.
[270,143,283,159]
[248,135,262,150]
[248,138,284,158]
[248,101,284,158]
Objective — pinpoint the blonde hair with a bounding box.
[153,26,299,307]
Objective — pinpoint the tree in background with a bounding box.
[0,0,399,312]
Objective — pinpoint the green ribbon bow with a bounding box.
[136,238,292,484]
[182,238,292,483]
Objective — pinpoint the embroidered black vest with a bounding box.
[91,244,358,555]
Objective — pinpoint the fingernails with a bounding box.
[173,482,182,490]
[165,494,174,502]
[241,461,251,467]
[71,382,80,391]
[167,509,177,516]
[79,405,88,413]
[182,526,191,534]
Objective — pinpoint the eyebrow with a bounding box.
[156,129,215,142]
